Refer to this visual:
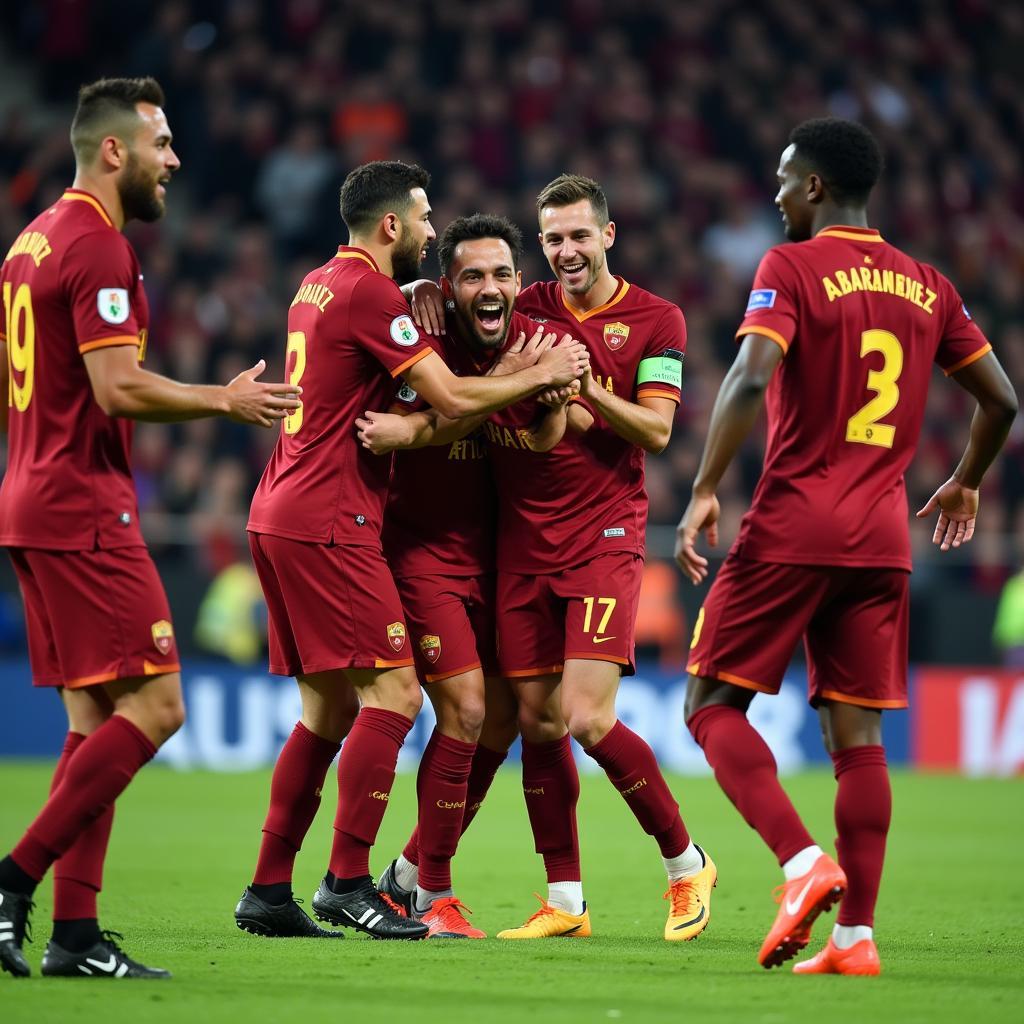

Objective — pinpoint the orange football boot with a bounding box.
[793,937,881,976]
[419,897,486,939]
[758,853,847,969]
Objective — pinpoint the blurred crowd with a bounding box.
[1,0,1022,656]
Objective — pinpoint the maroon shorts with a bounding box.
[395,572,497,683]
[687,554,910,709]
[249,532,413,677]
[497,552,643,678]
[8,545,180,689]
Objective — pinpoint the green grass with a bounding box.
[1,762,1021,1023]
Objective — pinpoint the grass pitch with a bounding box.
[1,761,1021,1023]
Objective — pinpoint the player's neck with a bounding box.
[560,268,619,313]
[812,207,870,235]
[347,235,392,278]
[70,173,126,230]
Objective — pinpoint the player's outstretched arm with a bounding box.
[674,334,784,584]
[916,352,1018,551]
[83,346,301,426]
[578,369,675,453]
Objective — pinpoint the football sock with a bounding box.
[547,881,584,916]
[50,917,102,953]
[0,856,37,896]
[393,854,418,891]
[329,707,412,879]
[416,730,476,892]
[325,871,372,894]
[521,734,581,883]
[253,722,340,886]
[833,923,874,949]
[782,844,825,881]
[249,882,292,904]
[662,841,705,881]
[50,732,115,922]
[414,886,454,914]
[10,715,156,883]
[688,704,815,865]
[832,745,890,927]
[585,720,690,856]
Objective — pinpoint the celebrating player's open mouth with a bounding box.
[558,258,588,287]
[473,296,508,341]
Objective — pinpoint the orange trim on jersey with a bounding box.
[374,657,415,668]
[817,688,908,710]
[503,664,563,678]
[815,226,883,243]
[78,334,141,354]
[64,662,181,689]
[60,189,114,228]
[335,247,379,271]
[565,651,630,666]
[736,324,790,354]
[144,660,180,676]
[686,662,776,694]
[943,343,992,376]
[636,387,681,404]
[424,661,482,684]
[390,346,432,378]
[561,278,631,323]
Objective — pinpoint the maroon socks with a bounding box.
[521,734,581,882]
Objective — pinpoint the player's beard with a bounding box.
[118,151,165,223]
[391,221,424,285]
[455,297,511,352]
[559,250,603,296]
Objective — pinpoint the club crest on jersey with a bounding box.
[746,289,777,313]
[390,315,420,347]
[396,382,418,404]
[387,622,407,651]
[98,288,130,324]
[419,634,441,663]
[603,321,630,351]
[151,619,174,655]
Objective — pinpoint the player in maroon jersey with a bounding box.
[397,177,717,942]
[0,78,300,980]
[676,118,1018,974]
[236,169,588,941]
[359,213,578,937]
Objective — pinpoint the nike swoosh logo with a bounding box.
[784,876,816,917]
[592,636,616,644]
[561,924,583,934]
[672,905,705,930]
[85,955,118,973]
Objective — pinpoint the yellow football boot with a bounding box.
[496,895,591,939]
[664,845,717,941]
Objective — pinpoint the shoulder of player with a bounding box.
[515,279,559,314]
[617,281,683,323]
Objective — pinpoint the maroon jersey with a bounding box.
[497,279,685,573]
[383,329,496,577]
[0,189,149,550]
[248,246,432,545]
[733,225,992,570]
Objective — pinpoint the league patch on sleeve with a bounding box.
[97,288,130,324]
[396,382,418,404]
[745,289,777,313]
[390,315,420,347]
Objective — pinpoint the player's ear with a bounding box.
[440,275,453,299]
[514,269,522,295]
[603,220,616,251]
[807,173,826,205]
[99,134,126,171]
[382,212,400,242]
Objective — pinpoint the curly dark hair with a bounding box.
[339,160,431,234]
[790,117,884,205]
[71,77,166,162]
[437,213,524,277]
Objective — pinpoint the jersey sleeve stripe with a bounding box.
[390,347,432,378]
[78,335,141,354]
[942,343,992,376]
[636,387,681,403]
[735,324,790,354]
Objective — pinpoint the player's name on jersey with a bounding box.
[5,231,53,268]
[290,281,335,313]
[447,436,486,461]
[821,266,937,314]
[482,421,535,451]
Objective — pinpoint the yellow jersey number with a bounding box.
[3,281,35,412]
[283,331,306,435]
[845,328,903,448]
[582,596,617,639]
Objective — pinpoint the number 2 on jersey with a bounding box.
[283,331,306,435]
[845,328,903,448]
[3,281,35,412]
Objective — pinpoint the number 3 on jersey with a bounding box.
[4,281,35,412]
[284,331,306,435]
[846,328,903,448]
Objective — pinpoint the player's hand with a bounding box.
[537,381,579,408]
[409,280,445,336]
[538,334,589,387]
[355,410,413,454]
[493,327,555,376]
[224,359,302,427]
[916,477,979,551]
[674,491,721,585]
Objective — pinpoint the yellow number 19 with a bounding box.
[4,281,35,412]
[845,328,903,448]
[283,331,306,435]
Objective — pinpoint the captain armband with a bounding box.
[636,350,683,390]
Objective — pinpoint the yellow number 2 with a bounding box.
[4,281,35,412]
[582,596,617,635]
[283,331,306,435]
[845,328,903,448]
